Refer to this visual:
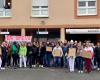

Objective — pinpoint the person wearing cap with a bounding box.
[67,40,76,72]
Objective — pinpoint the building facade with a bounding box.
[0,0,100,42]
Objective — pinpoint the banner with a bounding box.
[5,35,32,42]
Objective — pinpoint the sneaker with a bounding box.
[32,65,36,67]
[39,65,43,68]
[81,71,83,73]
[78,71,81,73]
[94,66,97,69]
[70,70,74,72]
[1,67,5,70]
[97,68,100,71]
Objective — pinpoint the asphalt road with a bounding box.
[0,68,100,80]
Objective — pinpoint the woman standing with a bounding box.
[84,41,94,73]
[27,42,34,68]
[67,40,76,72]
[18,43,27,68]
[52,42,63,67]
[76,42,84,73]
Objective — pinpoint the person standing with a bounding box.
[12,42,18,68]
[0,46,2,69]
[95,42,100,70]
[67,40,76,72]
[27,42,34,68]
[84,41,94,73]
[38,42,46,67]
[7,43,12,67]
[62,40,68,68]
[18,43,27,68]
[76,42,84,73]
[45,42,53,67]
[1,42,8,70]
[52,42,63,67]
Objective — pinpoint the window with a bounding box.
[32,0,48,17]
[77,0,97,16]
[0,0,11,17]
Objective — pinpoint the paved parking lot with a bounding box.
[0,68,100,80]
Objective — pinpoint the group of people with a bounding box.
[0,40,100,74]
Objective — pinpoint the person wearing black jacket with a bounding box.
[95,42,100,71]
[27,43,34,68]
[32,42,39,67]
[38,42,46,67]
[1,42,8,70]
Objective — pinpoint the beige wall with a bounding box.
[0,0,100,28]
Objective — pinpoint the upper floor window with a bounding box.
[32,0,48,17]
[77,0,97,16]
[0,0,11,17]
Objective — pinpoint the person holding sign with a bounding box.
[84,41,94,73]
[67,40,76,72]
[52,42,63,67]
[45,42,53,67]
[76,42,84,73]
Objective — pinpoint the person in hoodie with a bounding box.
[19,42,27,68]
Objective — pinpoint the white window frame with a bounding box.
[31,0,49,17]
[77,0,97,16]
[0,0,12,17]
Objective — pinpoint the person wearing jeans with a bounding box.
[76,42,84,73]
[52,42,63,67]
[62,41,68,68]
